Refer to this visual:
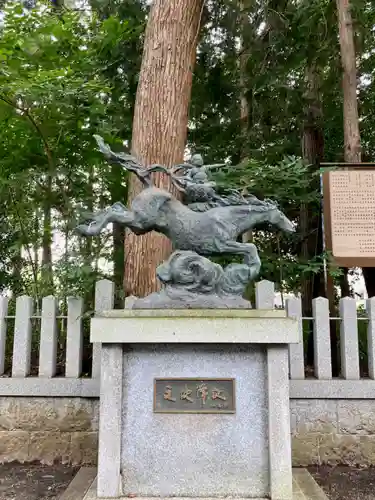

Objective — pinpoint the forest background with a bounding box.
[0,0,373,323]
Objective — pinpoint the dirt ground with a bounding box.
[2,463,375,499]
[310,465,375,500]
[0,464,79,500]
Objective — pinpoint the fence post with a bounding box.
[38,296,58,378]
[0,297,8,376]
[367,297,375,379]
[66,297,84,378]
[312,297,332,379]
[12,295,33,377]
[339,297,360,380]
[255,280,274,309]
[286,297,305,379]
[92,280,115,378]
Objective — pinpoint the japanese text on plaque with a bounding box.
[154,378,235,413]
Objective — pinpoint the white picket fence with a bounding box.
[0,279,374,400]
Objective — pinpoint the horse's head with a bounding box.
[266,202,295,234]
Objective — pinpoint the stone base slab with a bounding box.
[91,309,299,344]
[119,345,270,498]
[62,468,327,500]
[94,311,295,499]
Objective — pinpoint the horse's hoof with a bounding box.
[81,211,95,218]
[80,211,103,222]
[75,224,94,236]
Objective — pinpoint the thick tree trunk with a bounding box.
[336,0,375,297]
[124,0,203,297]
[336,0,361,163]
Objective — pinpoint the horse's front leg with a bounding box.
[80,202,128,223]
[76,204,136,236]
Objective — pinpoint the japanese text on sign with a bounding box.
[329,170,375,258]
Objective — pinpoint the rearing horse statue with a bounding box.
[75,137,295,307]
[76,186,295,279]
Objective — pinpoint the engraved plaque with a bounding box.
[323,168,375,266]
[154,378,236,413]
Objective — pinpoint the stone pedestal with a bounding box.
[91,310,299,500]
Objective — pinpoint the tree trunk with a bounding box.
[336,0,375,297]
[33,208,39,278]
[11,245,23,297]
[41,176,53,294]
[301,63,326,367]
[109,165,128,307]
[239,0,253,245]
[300,65,325,306]
[124,0,203,297]
[336,0,361,163]
[238,0,251,160]
[83,166,95,311]
[339,267,352,297]
[362,269,375,298]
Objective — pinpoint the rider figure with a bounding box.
[174,154,225,211]
[175,154,263,212]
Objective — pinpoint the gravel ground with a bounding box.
[0,464,79,500]
[310,465,375,500]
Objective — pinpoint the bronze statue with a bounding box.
[76,136,295,308]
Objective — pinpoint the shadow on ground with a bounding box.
[0,463,78,500]
[310,465,375,500]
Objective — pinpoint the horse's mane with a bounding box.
[245,197,278,212]
[93,135,280,213]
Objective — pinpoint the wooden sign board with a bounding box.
[323,168,375,267]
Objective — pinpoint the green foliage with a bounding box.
[213,156,323,292]
[0,1,136,300]
[1,0,375,302]
[187,0,375,296]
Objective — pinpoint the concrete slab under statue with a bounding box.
[77,137,299,499]
[90,309,299,500]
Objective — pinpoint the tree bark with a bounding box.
[239,0,253,244]
[124,0,203,297]
[300,64,325,306]
[41,176,53,294]
[11,245,23,297]
[301,63,326,367]
[336,0,375,297]
[336,0,361,163]
[110,165,127,307]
